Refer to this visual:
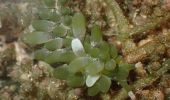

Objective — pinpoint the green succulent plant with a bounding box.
[22,0,134,96]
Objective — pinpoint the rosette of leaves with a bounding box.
[22,0,134,96]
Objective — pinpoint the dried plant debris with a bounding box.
[0,0,40,43]
[0,0,170,100]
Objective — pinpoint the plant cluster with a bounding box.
[22,0,134,96]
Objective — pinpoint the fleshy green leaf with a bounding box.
[91,25,102,43]
[98,41,110,61]
[67,74,85,87]
[87,83,100,96]
[53,64,69,80]
[43,0,56,8]
[105,59,116,71]
[113,63,134,91]
[69,57,91,73]
[85,42,110,60]
[44,38,63,51]
[72,12,86,40]
[88,48,100,58]
[32,20,55,32]
[102,69,114,78]
[110,44,118,59]
[62,15,72,26]
[86,59,104,75]
[116,63,134,79]
[38,8,61,22]
[34,48,49,61]
[53,25,67,37]
[49,12,61,22]
[22,31,50,45]
[71,38,86,56]
[63,37,72,47]
[45,49,76,64]
[86,75,100,87]
[87,76,111,96]
[38,8,52,20]
[84,43,100,58]
[98,75,111,93]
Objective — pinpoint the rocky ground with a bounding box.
[0,0,170,100]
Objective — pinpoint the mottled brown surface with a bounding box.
[0,0,170,100]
